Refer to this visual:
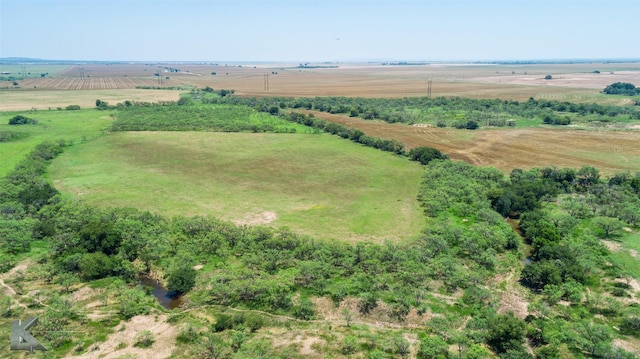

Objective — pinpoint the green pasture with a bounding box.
[0,109,111,176]
[612,231,640,279]
[48,132,425,243]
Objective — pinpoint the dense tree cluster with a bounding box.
[111,104,300,133]
[8,114,38,125]
[603,82,640,96]
[194,92,640,125]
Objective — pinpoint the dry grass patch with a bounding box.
[70,314,177,359]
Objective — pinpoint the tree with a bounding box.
[0,218,35,254]
[79,252,117,280]
[8,115,37,125]
[418,335,449,358]
[95,99,110,110]
[603,82,640,96]
[342,308,355,327]
[409,146,449,165]
[486,312,526,354]
[167,265,197,294]
[591,216,624,238]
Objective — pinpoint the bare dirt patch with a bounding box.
[602,240,623,252]
[70,314,177,359]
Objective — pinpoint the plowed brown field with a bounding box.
[302,110,640,175]
[9,62,640,103]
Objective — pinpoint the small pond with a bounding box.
[139,276,183,310]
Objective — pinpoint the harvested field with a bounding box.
[4,62,639,109]
[304,110,640,175]
[0,89,180,111]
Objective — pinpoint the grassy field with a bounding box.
[613,231,640,280]
[0,109,112,176]
[47,131,425,243]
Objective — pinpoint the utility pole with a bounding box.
[427,79,432,98]
[264,73,269,91]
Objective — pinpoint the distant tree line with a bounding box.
[193,93,640,126]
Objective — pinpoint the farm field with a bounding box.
[47,131,426,243]
[303,110,640,176]
[0,109,112,176]
[2,62,639,111]
[0,89,181,111]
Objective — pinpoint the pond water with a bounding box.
[139,276,183,310]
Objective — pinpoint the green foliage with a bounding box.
[409,146,449,165]
[486,312,526,354]
[167,265,197,294]
[341,335,359,354]
[133,330,154,348]
[293,298,315,320]
[591,216,625,237]
[0,131,27,142]
[603,82,640,96]
[418,335,449,358]
[111,104,302,133]
[8,114,38,125]
[620,317,640,337]
[118,287,152,319]
[95,99,110,110]
[78,252,119,280]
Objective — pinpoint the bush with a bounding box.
[409,146,449,165]
[134,330,154,348]
[620,317,640,336]
[213,313,234,332]
[65,105,81,110]
[8,115,37,125]
[341,335,359,355]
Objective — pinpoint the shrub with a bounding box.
[8,115,37,125]
[620,317,640,336]
[341,335,359,355]
[134,330,154,348]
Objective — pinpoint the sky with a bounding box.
[1,0,638,62]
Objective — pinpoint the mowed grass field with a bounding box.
[47,131,426,243]
[0,109,112,176]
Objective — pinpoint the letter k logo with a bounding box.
[10,317,47,351]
